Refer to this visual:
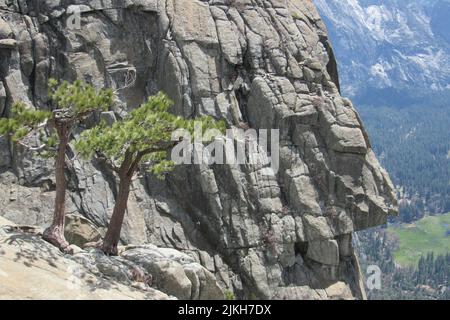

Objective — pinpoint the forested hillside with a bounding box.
[359,104,450,220]
[357,228,449,300]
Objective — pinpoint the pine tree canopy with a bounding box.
[0,102,51,142]
[0,79,114,155]
[48,78,113,117]
[75,92,226,178]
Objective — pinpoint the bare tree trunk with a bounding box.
[102,173,133,256]
[43,122,69,251]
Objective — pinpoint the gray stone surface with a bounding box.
[64,214,103,247]
[121,245,224,300]
[0,0,397,300]
[0,222,171,300]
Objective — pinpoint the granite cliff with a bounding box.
[0,0,397,300]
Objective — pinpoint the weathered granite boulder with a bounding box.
[64,214,103,247]
[121,245,225,300]
[0,222,170,300]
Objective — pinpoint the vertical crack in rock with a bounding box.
[0,0,397,300]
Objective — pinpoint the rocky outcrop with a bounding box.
[0,218,223,300]
[0,0,397,299]
[0,221,170,300]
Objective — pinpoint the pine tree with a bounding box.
[0,79,113,251]
[75,92,225,255]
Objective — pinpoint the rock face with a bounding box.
[0,0,397,299]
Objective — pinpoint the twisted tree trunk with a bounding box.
[102,172,133,256]
[42,121,70,251]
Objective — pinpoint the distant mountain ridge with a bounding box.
[314,0,450,106]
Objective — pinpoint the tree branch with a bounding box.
[17,140,48,152]
[120,149,134,177]
[112,68,137,94]
[95,151,120,173]
[126,141,179,177]
[12,120,50,152]
[138,140,179,157]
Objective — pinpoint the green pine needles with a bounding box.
[0,79,113,155]
[48,78,113,115]
[0,102,51,144]
[76,92,225,178]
